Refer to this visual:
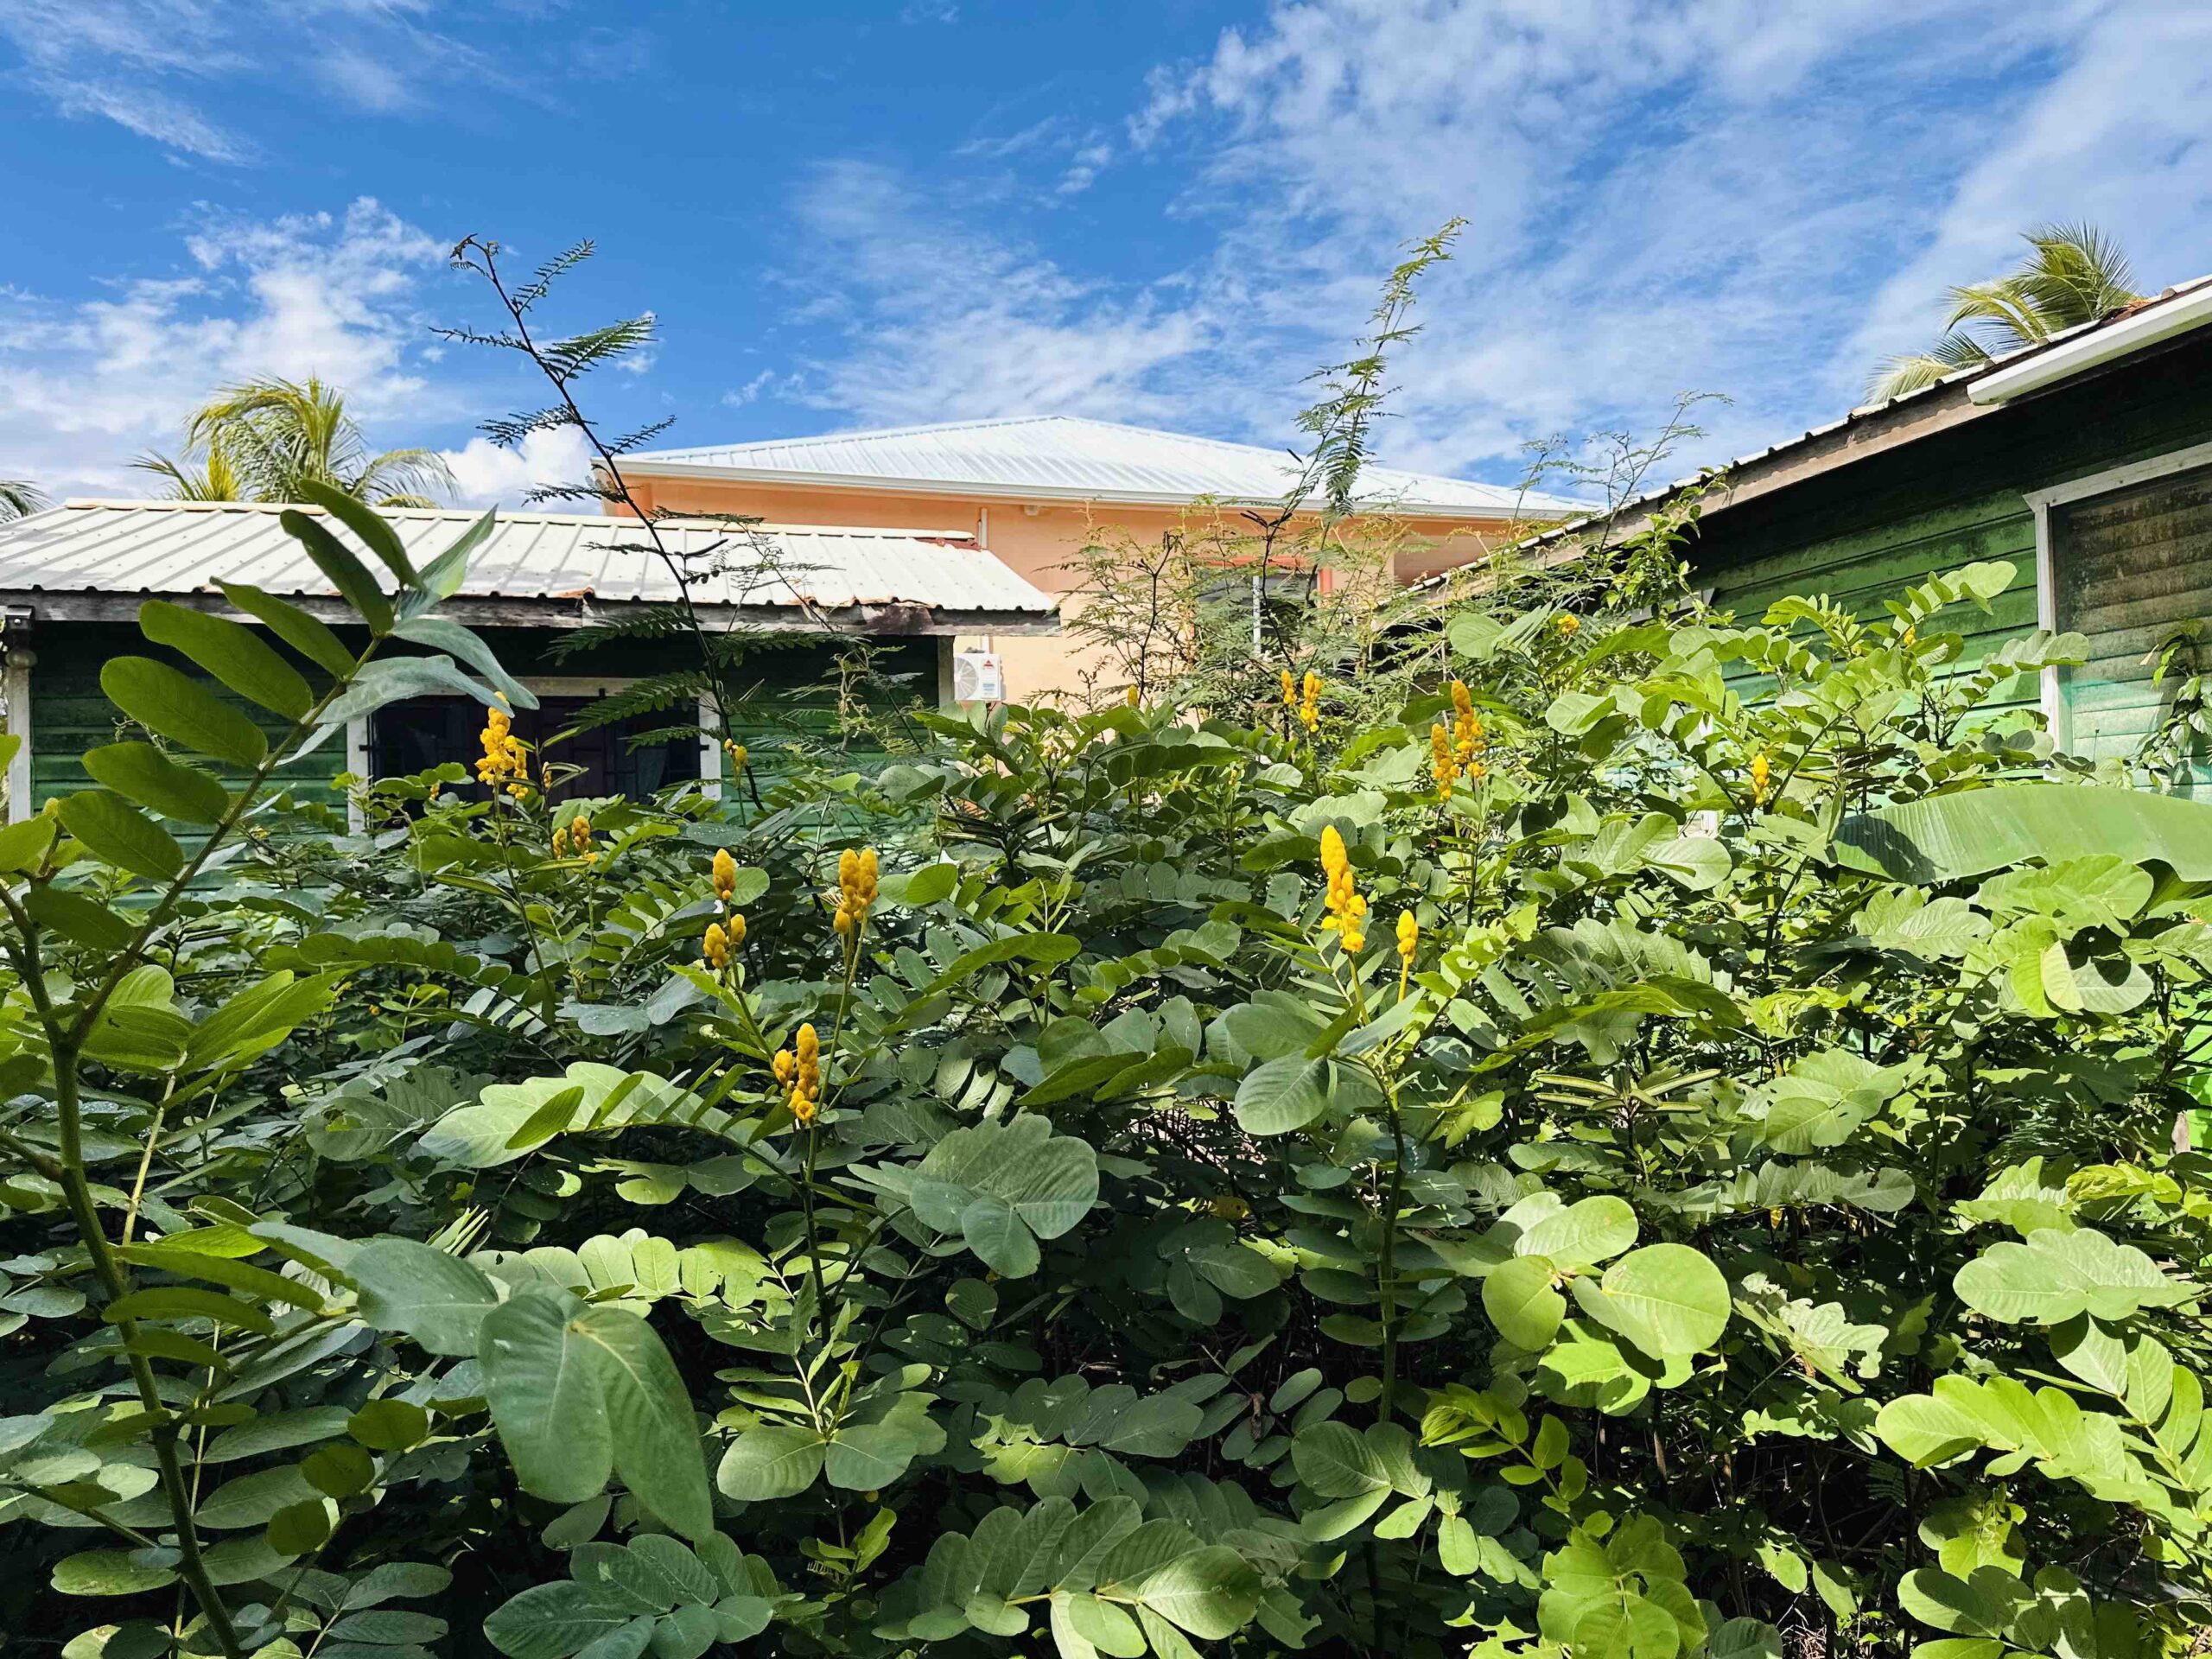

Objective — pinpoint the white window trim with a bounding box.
[350,674,720,832]
[3,643,32,824]
[2023,438,2212,753]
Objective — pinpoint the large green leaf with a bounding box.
[1836,785,2212,882]
[56,790,183,881]
[101,656,269,769]
[282,509,394,632]
[218,581,356,677]
[480,1288,613,1503]
[139,599,313,719]
[715,1425,826,1501]
[1517,1197,1638,1268]
[573,1306,713,1541]
[484,1580,638,1659]
[1599,1245,1731,1357]
[1953,1227,2196,1325]
[908,1116,1100,1278]
[1484,1255,1566,1351]
[82,742,231,826]
[1232,1055,1338,1135]
[298,480,418,586]
[351,1237,500,1356]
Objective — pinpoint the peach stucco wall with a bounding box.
[620,473,1509,703]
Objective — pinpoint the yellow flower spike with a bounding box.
[834,907,854,936]
[1298,671,1322,731]
[1750,752,1772,805]
[1397,909,1419,963]
[551,824,569,858]
[703,922,731,969]
[1557,613,1580,636]
[728,913,746,947]
[1126,684,1140,707]
[712,848,737,903]
[1430,722,1459,798]
[772,1050,796,1086]
[1281,669,1297,709]
[1317,825,1367,953]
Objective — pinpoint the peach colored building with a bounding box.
[615,417,1579,702]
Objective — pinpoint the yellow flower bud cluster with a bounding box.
[1750,751,1771,806]
[1449,682,1486,767]
[704,848,746,968]
[772,1022,821,1125]
[552,815,596,865]
[1318,825,1368,954]
[723,740,747,772]
[835,847,878,938]
[1280,669,1297,710]
[476,706,530,795]
[1299,671,1322,732]
[1396,908,1419,964]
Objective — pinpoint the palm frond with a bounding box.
[1865,333,1993,402]
[0,478,48,522]
[1879,221,2144,396]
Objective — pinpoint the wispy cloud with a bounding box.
[0,0,598,161]
[784,159,1212,427]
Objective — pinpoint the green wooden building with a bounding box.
[0,501,1057,823]
[1597,274,2212,768]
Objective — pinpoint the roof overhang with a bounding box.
[1968,280,2212,405]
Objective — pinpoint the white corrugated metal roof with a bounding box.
[0,500,1057,620]
[623,415,1588,518]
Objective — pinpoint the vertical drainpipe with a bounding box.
[976,505,995,658]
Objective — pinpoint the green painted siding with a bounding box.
[21,621,942,823]
[1707,492,2042,721]
[27,623,347,818]
[1686,333,2212,762]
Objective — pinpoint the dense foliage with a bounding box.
[1,486,2209,1659]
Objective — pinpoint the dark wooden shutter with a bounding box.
[2053,463,2212,763]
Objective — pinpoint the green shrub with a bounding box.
[0,498,2206,1659]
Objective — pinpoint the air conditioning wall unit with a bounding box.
[952,651,1004,703]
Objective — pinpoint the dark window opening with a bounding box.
[371,693,702,802]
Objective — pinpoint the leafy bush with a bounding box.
[0,493,2207,1659]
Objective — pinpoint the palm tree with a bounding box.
[135,376,452,507]
[1868,223,2144,402]
[0,478,44,523]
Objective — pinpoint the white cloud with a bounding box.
[785,160,1213,427]
[1100,0,2212,483]
[0,198,465,498]
[439,425,597,509]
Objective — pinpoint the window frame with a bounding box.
[346,676,720,831]
[2024,437,2212,752]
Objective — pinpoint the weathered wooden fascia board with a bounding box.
[0,592,1059,637]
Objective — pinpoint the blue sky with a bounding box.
[2,0,2208,506]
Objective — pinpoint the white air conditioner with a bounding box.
[952,651,1003,703]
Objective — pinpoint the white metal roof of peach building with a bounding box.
[622,415,1587,518]
[0,499,1058,621]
